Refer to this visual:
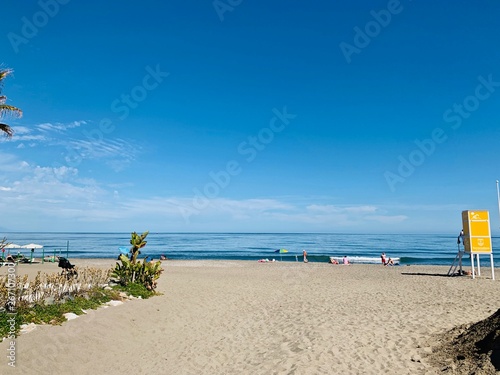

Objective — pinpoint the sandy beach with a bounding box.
[1,260,500,374]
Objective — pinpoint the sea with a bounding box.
[2,232,500,267]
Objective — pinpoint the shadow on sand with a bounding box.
[401,272,462,278]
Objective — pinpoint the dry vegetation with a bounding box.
[0,267,112,309]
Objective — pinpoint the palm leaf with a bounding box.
[0,104,22,117]
[0,123,13,137]
[0,67,21,137]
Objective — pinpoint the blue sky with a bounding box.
[1,0,499,234]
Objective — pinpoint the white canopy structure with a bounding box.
[21,243,43,249]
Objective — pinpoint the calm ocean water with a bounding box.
[2,232,499,267]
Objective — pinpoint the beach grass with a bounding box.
[0,279,159,340]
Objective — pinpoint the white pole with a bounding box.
[477,254,481,276]
[495,180,499,280]
[496,180,500,228]
[471,253,476,279]
[491,253,495,280]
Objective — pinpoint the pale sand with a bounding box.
[1,260,500,374]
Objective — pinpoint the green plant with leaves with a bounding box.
[112,254,135,285]
[130,230,149,263]
[111,231,163,290]
[112,277,157,299]
[135,257,163,290]
[0,68,22,138]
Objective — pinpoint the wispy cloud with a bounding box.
[5,120,139,169]
[365,215,408,224]
[66,138,139,160]
[36,120,86,133]
[0,155,457,232]
[306,204,378,214]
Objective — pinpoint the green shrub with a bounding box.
[112,282,156,299]
[111,231,163,290]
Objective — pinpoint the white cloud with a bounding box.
[306,204,378,215]
[32,165,78,181]
[365,215,408,223]
[36,120,86,133]
[5,120,139,170]
[67,138,138,160]
[0,155,449,232]
[0,153,30,173]
[12,126,30,134]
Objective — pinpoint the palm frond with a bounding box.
[0,68,13,82]
[0,104,22,118]
[0,123,14,138]
[0,67,22,138]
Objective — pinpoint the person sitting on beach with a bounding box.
[386,257,395,266]
[381,252,387,265]
[6,254,15,262]
[329,257,339,264]
[160,254,167,260]
[343,256,349,265]
[44,255,57,262]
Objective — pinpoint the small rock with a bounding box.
[63,313,79,320]
[20,323,37,334]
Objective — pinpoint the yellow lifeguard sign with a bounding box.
[461,210,495,280]
[461,210,492,253]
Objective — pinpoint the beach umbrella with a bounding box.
[22,243,43,263]
[4,243,21,249]
[119,246,129,254]
[118,246,130,258]
[22,243,43,249]
[274,248,288,261]
[3,243,21,257]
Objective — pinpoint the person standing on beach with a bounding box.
[457,229,465,250]
[303,250,308,263]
